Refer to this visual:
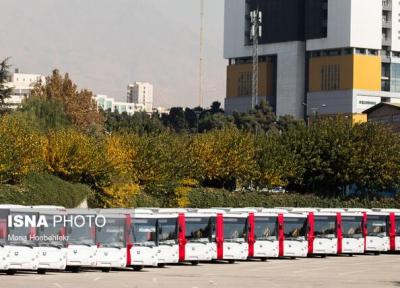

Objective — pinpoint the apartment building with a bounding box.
[224,0,400,119]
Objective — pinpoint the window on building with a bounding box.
[390,63,400,92]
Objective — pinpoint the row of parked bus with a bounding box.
[0,205,399,275]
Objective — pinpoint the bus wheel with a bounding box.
[191,261,199,266]
[37,269,47,275]
[71,267,81,273]
[157,263,166,268]
[228,260,235,264]
[374,252,380,256]
[348,254,354,257]
[6,270,16,275]
[321,255,327,258]
[101,268,111,273]
[260,258,267,262]
[133,266,143,271]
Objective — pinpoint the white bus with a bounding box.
[345,208,389,254]
[32,206,68,274]
[230,208,279,260]
[200,209,249,263]
[129,210,159,270]
[95,211,129,272]
[65,209,97,272]
[156,212,179,266]
[0,205,40,274]
[320,209,365,255]
[372,208,400,252]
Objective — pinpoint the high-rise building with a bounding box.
[224,0,400,119]
[127,82,153,112]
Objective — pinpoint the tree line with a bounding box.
[0,59,399,207]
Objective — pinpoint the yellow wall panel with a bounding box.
[353,55,381,91]
[309,55,381,92]
[226,62,273,98]
[309,55,353,92]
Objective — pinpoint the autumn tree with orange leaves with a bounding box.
[31,69,103,132]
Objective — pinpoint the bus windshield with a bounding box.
[284,217,307,240]
[67,215,96,246]
[314,216,336,239]
[132,218,157,247]
[367,215,387,237]
[224,217,247,242]
[96,218,125,248]
[254,217,277,241]
[185,217,211,243]
[342,216,363,238]
[158,218,177,245]
[8,212,38,247]
[38,214,66,248]
[396,217,400,237]
[0,210,7,246]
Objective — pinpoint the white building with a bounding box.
[4,70,45,108]
[127,82,153,112]
[224,0,400,120]
[93,94,145,115]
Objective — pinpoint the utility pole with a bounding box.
[198,0,205,108]
[250,9,262,109]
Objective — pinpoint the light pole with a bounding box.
[195,110,201,133]
[303,103,327,126]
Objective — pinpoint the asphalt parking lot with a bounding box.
[1,254,399,288]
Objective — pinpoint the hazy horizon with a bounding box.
[0,0,226,108]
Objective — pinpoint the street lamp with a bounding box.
[303,103,327,126]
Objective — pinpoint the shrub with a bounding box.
[0,173,90,208]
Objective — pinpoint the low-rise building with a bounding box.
[363,102,400,131]
[4,70,45,108]
[93,94,145,115]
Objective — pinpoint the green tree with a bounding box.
[233,100,277,134]
[256,130,302,188]
[105,110,165,135]
[19,96,71,132]
[350,122,400,197]
[0,58,12,108]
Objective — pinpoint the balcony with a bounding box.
[382,37,392,46]
[383,20,392,28]
[383,0,392,10]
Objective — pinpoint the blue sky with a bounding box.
[0,0,226,108]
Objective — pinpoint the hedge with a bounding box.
[186,188,400,209]
[0,173,90,208]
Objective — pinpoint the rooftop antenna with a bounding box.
[250,9,262,109]
[198,0,205,107]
